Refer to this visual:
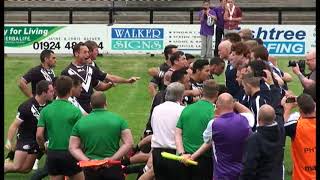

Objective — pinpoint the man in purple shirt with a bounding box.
[189,93,253,180]
[213,0,226,57]
[199,0,217,58]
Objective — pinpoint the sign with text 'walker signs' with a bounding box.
[4,24,108,54]
[110,25,164,53]
[4,24,315,56]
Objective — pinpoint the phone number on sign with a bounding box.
[32,41,104,50]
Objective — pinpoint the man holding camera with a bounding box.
[199,0,217,58]
[282,93,316,180]
[291,48,316,89]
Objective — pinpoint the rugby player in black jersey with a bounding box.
[5,80,54,174]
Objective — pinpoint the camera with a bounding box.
[288,60,306,75]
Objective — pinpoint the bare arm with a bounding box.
[69,136,90,161]
[5,119,22,150]
[106,74,140,84]
[234,101,251,113]
[94,81,114,91]
[18,78,33,98]
[36,127,46,150]
[138,135,152,148]
[292,65,315,88]
[190,142,211,160]
[175,128,185,155]
[110,129,134,160]
[148,83,158,97]
[281,96,297,123]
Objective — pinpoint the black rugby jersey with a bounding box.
[22,65,55,95]
[16,97,46,140]
[61,63,107,106]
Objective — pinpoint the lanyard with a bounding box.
[228,5,235,20]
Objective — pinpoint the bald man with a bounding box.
[241,104,283,180]
[292,48,316,89]
[189,93,253,180]
[69,91,133,180]
[218,40,232,60]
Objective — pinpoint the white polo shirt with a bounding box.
[151,101,185,149]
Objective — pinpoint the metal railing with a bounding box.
[4,6,316,25]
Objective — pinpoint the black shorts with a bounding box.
[15,139,40,154]
[84,165,124,180]
[152,148,185,180]
[47,150,82,176]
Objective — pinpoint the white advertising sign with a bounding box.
[4,24,108,54]
[4,24,315,56]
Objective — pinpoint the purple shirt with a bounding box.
[213,6,224,29]
[211,112,251,179]
[198,8,216,36]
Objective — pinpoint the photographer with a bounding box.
[291,48,316,89]
[282,93,316,180]
[199,0,217,58]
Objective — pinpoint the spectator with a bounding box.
[36,76,84,180]
[223,0,242,35]
[199,0,217,58]
[282,93,316,180]
[69,91,133,180]
[239,28,253,42]
[292,48,316,89]
[213,0,226,57]
[4,81,54,174]
[240,104,284,180]
[175,80,219,180]
[148,44,178,96]
[190,93,253,180]
[151,82,185,180]
[19,49,56,98]
[209,57,225,79]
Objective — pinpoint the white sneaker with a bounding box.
[32,159,39,170]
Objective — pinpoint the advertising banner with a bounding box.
[4,24,315,56]
[4,24,107,54]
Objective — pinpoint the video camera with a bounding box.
[288,60,306,75]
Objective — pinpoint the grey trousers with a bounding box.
[200,35,213,58]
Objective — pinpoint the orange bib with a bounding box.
[291,117,316,180]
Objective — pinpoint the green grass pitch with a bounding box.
[4,55,304,180]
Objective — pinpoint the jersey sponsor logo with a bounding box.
[23,144,30,150]
[67,66,93,92]
[40,68,53,82]
[31,105,40,120]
